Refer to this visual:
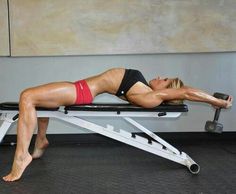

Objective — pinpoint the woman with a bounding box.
[3,68,233,182]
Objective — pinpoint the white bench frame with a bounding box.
[0,105,200,174]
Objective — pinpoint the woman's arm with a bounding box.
[155,86,233,108]
[181,86,233,108]
[128,86,233,108]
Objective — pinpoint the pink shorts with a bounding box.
[74,80,93,104]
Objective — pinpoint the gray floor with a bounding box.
[0,136,235,194]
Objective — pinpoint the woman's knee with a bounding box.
[20,89,35,106]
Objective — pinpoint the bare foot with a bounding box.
[3,153,32,182]
[32,138,49,159]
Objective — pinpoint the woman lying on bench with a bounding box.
[3,68,233,182]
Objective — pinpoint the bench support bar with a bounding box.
[0,110,200,174]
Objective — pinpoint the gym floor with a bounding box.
[0,133,235,194]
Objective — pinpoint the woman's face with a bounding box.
[149,76,173,90]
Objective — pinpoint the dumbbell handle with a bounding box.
[213,108,221,121]
[212,92,229,122]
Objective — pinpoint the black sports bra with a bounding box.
[116,69,149,97]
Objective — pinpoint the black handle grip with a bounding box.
[213,92,229,100]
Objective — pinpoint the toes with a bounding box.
[3,173,19,182]
[3,175,11,182]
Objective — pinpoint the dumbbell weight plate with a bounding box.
[205,121,223,133]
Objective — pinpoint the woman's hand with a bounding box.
[224,95,233,109]
[212,95,233,109]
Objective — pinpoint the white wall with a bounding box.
[0,53,235,134]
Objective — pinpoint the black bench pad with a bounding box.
[0,102,59,111]
[1,102,188,113]
[65,103,188,112]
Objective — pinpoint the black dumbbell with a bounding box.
[205,92,229,133]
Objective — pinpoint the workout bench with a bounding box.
[0,102,200,174]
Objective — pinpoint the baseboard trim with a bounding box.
[1,132,236,146]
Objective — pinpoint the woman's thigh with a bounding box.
[24,82,76,108]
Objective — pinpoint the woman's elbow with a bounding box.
[144,99,163,108]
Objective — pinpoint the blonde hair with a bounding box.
[166,78,184,105]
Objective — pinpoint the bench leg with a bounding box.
[53,112,200,174]
[0,121,13,143]
[0,113,18,143]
